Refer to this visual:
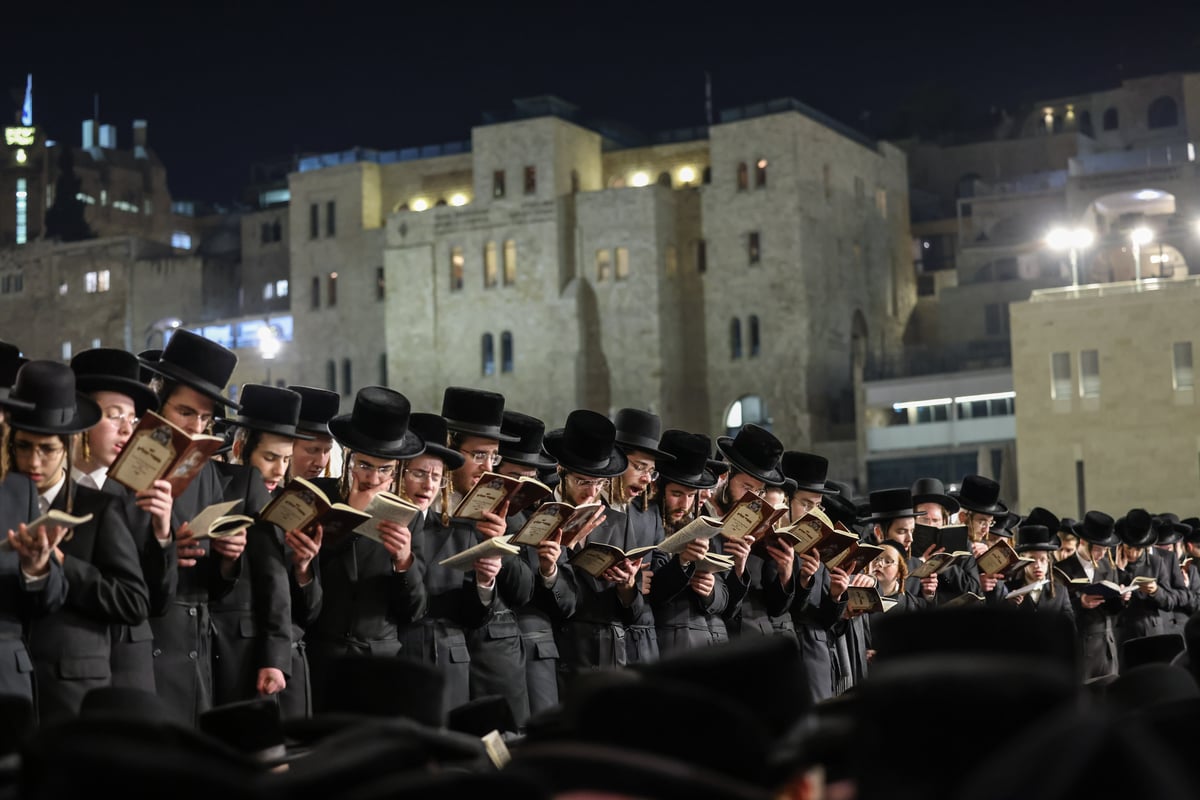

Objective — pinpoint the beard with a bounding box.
[663,507,694,534]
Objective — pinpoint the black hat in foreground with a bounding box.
[655,429,719,491]
[612,408,675,461]
[440,386,518,442]
[542,410,627,478]
[327,387,424,460]
[70,347,159,417]
[139,328,240,409]
[199,698,288,768]
[1014,524,1060,553]
[405,413,465,470]
[287,385,341,437]
[715,424,783,485]
[0,360,102,435]
[498,410,557,469]
[225,384,313,440]
[950,474,1008,515]
[1117,508,1157,548]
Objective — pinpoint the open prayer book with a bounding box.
[259,477,418,540]
[846,585,899,614]
[508,500,603,549]
[438,535,522,570]
[655,515,725,555]
[185,500,254,540]
[451,472,553,521]
[0,510,93,550]
[719,490,790,542]
[107,410,225,496]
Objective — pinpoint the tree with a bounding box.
[44,145,93,242]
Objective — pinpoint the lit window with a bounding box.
[503,240,516,285]
[615,247,630,281]
[171,231,192,250]
[15,178,27,245]
[276,279,288,297]
[755,159,767,188]
[451,246,464,291]
[1173,342,1193,390]
[484,242,498,288]
[85,272,99,293]
[263,283,275,300]
[596,249,611,283]
[62,341,71,360]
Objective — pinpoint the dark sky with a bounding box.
[6,1,1199,203]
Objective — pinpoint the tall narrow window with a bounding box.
[748,232,761,265]
[736,162,749,191]
[261,222,271,244]
[1050,352,1072,400]
[61,341,72,360]
[379,353,388,386]
[326,201,336,236]
[524,166,537,195]
[309,203,319,239]
[272,220,281,242]
[325,360,337,392]
[697,239,707,273]
[1173,342,1194,390]
[482,334,495,376]
[665,245,678,277]
[503,240,516,285]
[749,315,761,357]
[450,246,464,291]
[484,241,499,288]
[342,358,352,395]
[755,159,767,188]
[85,271,99,293]
[15,178,28,245]
[493,170,506,199]
[615,247,630,281]
[500,331,513,373]
[1079,349,1100,398]
[731,318,743,359]
[327,272,338,307]
[596,249,611,282]
[311,276,320,309]
[375,266,385,301]
[98,270,110,292]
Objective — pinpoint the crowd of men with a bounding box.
[0,329,1198,799]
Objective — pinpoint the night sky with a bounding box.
[6,1,1199,203]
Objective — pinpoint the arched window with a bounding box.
[749,315,761,357]
[342,358,352,395]
[724,395,770,437]
[500,331,513,373]
[1147,96,1178,129]
[482,333,495,376]
[1078,110,1093,137]
[325,360,337,392]
[730,318,743,359]
[1102,107,1119,131]
[736,162,749,191]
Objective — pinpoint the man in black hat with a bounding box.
[1006,525,1076,630]
[910,476,959,529]
[1151,514,1192,637]
[861,488,939,609]
[1056,510,1123,680]
[1114,509,1179,657]
[286,386,340,482]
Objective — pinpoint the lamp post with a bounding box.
[1046,226,1095,292]
[1130,226,1153,289]
[258,323,281,385]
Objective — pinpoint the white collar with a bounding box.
[40,470,69,511]
[71,464,108,491]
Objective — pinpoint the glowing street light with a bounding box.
[259,323,281,384]
[1130,227,1154,287]
[1045,226,1095,290]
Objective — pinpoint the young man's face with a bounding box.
[915,502,947,528]
[400,454,447,510]
[160,384,217,436]
[13,431,68,492]
[789,489,823,521]
[661,482,699,529]
[452,434,501,494]
[86,390,139,468]
[562,472,607,507]
[245,432,294,493]
[885,518,916,553]
[291,434,334,480]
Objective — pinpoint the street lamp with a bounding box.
[258,323,281,385]
[1045,226,1095,290]
[1130,226,1154,288]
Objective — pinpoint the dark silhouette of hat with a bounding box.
[950,474,1007,515]
[1117,508,1156,548]
[140,329,240,409]
[328,387,424,460]
[542,410,627,478]
[446,694,518,738]
[715,424,783,485]
[1106,662,1199,715]
[1015,524,1060,553]
[859,488,926,525]
[199,698,288,767]
[655,429,718,490]
[991,510,1021,538]
[498,410,557,469]
[0,339,28,391]
[1153,514,1187,546]
[779,451,838,495]
[1022,506,1061,533]
[69,347,159,418]
[318,654,446,728]
[136,348,162,385]
[612,408,675,461]
[823,480,863,532]
[440,386,518,442]
[910,477,960,515]
[1120,633,1187,673]
[225,384,313,440]
[0,360,102,435]
[405,412,465,470]
[287,385,341,437]
[80,686,182,726]
[1074,510,1119,547]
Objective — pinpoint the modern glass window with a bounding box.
[1173,342,1193,390]
[1079,349,1100,398]
[1051,352,1072,400]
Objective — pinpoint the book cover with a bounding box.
[107,410,225,496]
[509,501,602,549]
[720,490,789,542]
[451,472,553,521]
[259,476,370,535]
[846,585,898,614]
[567,542,657,579]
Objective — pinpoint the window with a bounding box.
[501,331,513,373]
[1078,110,1093,137]
[15,178,27,245]
[309,203,319,239]
[84,271,109,293]
[272,220,281,242]
[1079,349,1100,398]
[748,315,760,357]
[482,333,495,376]
[276,279,288,297]
[984,303,1010,337]
[665,245,677,277]
[375,267,385,301]
[596,249,611,282]
[1050,352,1072,400]
[171,231,192,250]
[875,188,887,219]
[493,170,506,199]
[1173,342,1193,390]
[325,360,337,392]
[326,201,336,237]
[1147,96,1178,129]
[615,247,630,281]
[327,272,338,307]
[748,232,761,265]
[61,341,71,360]
[263,283,275,300]
[342,358,352,395]
[450,246,464,291]
[524,166,537,195]
[1102,107,1119,131]
[311,276,320,309]
[97,270,110,292]
[85,272,97,293]
[379,353,388,386]
[261,222,271,244]
[731,318,743,359]
[754,159,768,189]
[484,241,499,288]
[503,240,516,285]
[697,239,707,273]
[736,162,749,191]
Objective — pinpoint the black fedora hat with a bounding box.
[141,329,241,410]
[543,410,627,478]
[822,479,863,532]
[1153,514,1188,546]
[1,360,102,435]
[498,410,557,470]
[1117,509,1157,548]
[655,430,718,490]
[1074,510,1119,547]
[993,510,1021,538]
[612,408,675,461]
[1024,506,1061,534]
[1120,633,1188,674]
[1015,524,1060,553]
[910,477,960,515]
[859,488,927,526]
[328,387,425,460]
[779,451,839,495]
[70,347,159,418]
[440,386,518,442]
[950,474,1008,516]
[224,384,313,440]
[707,455,730,477]
[715,424,783,485]
[406,413,465,470]
[287,385,341,437]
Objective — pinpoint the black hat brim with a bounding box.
[790,479,841,496]
[0,388,33,411]
[413,443,465,471]
[912,493,961,515]
[499,449,558,470]
[714,437,783,485]
[328,416,425,460]
[951,495,1008,516]
[1073,524,1120,548]
[1015,544,1059,553]
[139,357,241,411]
[72,375,159,418]
[3,392,103,435]
[443,419,519,443]
[615,437,677,462]
[542,437,627,478]
[657,466,719,491]
[859,509,927,526]
[223,418,316,440]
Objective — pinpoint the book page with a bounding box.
[721,495,772,540]
[976,541,1018,576]
[510,503,570,546]
[557,503,603,549]
[109,417,179,492]
[438,535,520,571]
[260,479,330,533]
[187,500,244,538]
[692,553,735,574]
[568,546,620,579]
[353,491,420,542]
[657,515,723,555]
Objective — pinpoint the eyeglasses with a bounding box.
[570,475,609,490]
[104,410,139,428]
[165,402,214,427]
[628,462,658,480]
[461,450,502,467]
[404,467,449,488]
[13,441,65,460]
[353,460,397,478]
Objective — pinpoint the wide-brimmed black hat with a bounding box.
[950,474,1008,516]
[612,408,675,462]
[136,348,162,385]
[1015,524,1060,553]
[406,413,465,470]
[910,477,960,515]
[1182,518,1200,546]
[543,410,627,478]
[1153,514,1188,546]
[823,480,864,533]
[328,387,425,460]
[993,510,1021,539]
[1,360,102,435]
[498,410,557,469]
[655,429,718,490]
[224,384,313,440]
[859,488,927,526]
[715,424,783,486]
[1074,510,1119,547]
[1117,509,1157,548]
[140,329,241,410]
[779,451,839,495]
[1023,506,1061,535]
[199,698,288,768]
[0,339,30,408]
[70,347,159,418]
[440,386,518,442]
[287,385,340,437]
[707,456,730,477]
